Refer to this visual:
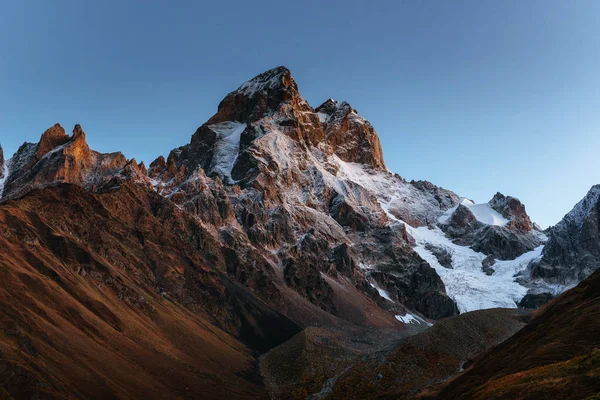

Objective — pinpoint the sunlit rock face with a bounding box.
[6,66,584,325]
[1,123,128,201]
[145,66,460,320]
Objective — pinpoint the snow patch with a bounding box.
[439,198,509,226]
[236,68,286,97]
[0,158,10,200]
[207,121,246,183]
[395,313,432,326]
[358,262,374,270]
[40,142,70,161]
[369,281,394,302]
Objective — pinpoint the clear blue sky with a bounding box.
[1,0,599,228]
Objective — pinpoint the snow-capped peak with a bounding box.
[316,98,362,121]
[235,66,293,97]
[438,198,509,226]
[556,185,600,231]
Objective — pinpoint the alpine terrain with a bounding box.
[0,67,598,399]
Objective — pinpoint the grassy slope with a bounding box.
[0,184,301,399]
[467,348,600,400]
[434,269,600,400]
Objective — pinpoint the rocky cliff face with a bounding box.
[144,66,463,321]
[0,66,582,328]
[1,65,597,399]
[529,185,600,285]
[1,124,130,201]
[439,194,545,260]
[0,67,461,325]
[488,192,535,232]
[0,145,6,198]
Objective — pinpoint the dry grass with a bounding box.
[468,348,600,400]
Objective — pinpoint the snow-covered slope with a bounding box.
[529,184,600,285]
[555,185,600,233]
[332,158,460,227]
[406,224,544,312]
[0,159,9,199]
[322,159,548,312]
[395,312,432,326]
[439,198,509,226]
[206,121,246,183]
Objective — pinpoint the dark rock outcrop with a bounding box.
[440,195,545,260]
[425,243,453,268]
[470,225,543,260]
[518,292,554,309]
[441,204,484,239]
[481,254,496,275]
[530,185,600,284]
[396,180,461,227]
[488,192,534,232]
[0,145,5,182]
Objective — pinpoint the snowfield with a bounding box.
[406,224,544,313]
[207,121,246,183]
[314,156,544,313]
[438,198,509,226]
[395,312,432,326]
[332,157,457,225]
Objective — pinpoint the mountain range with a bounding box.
[0,66,598,399]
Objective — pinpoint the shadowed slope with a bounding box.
[260,308,528,399]
[0,183,303,399]
[434,269,600,400]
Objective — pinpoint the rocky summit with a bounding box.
[0,67,599,400]
[529,185,600,285]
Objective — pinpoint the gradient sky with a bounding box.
[1,0,599,228]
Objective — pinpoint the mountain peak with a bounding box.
[235,66,293,97]
[532,184,600,283]
[1,124,127,201]
[315,99,386,170]
[170,67,387,183]
[73,123,86,140]
[316,98,352,115]
[207,66,303,125]
[488,192,534,232]
[36,123,71,160]
[558,184,600,230]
